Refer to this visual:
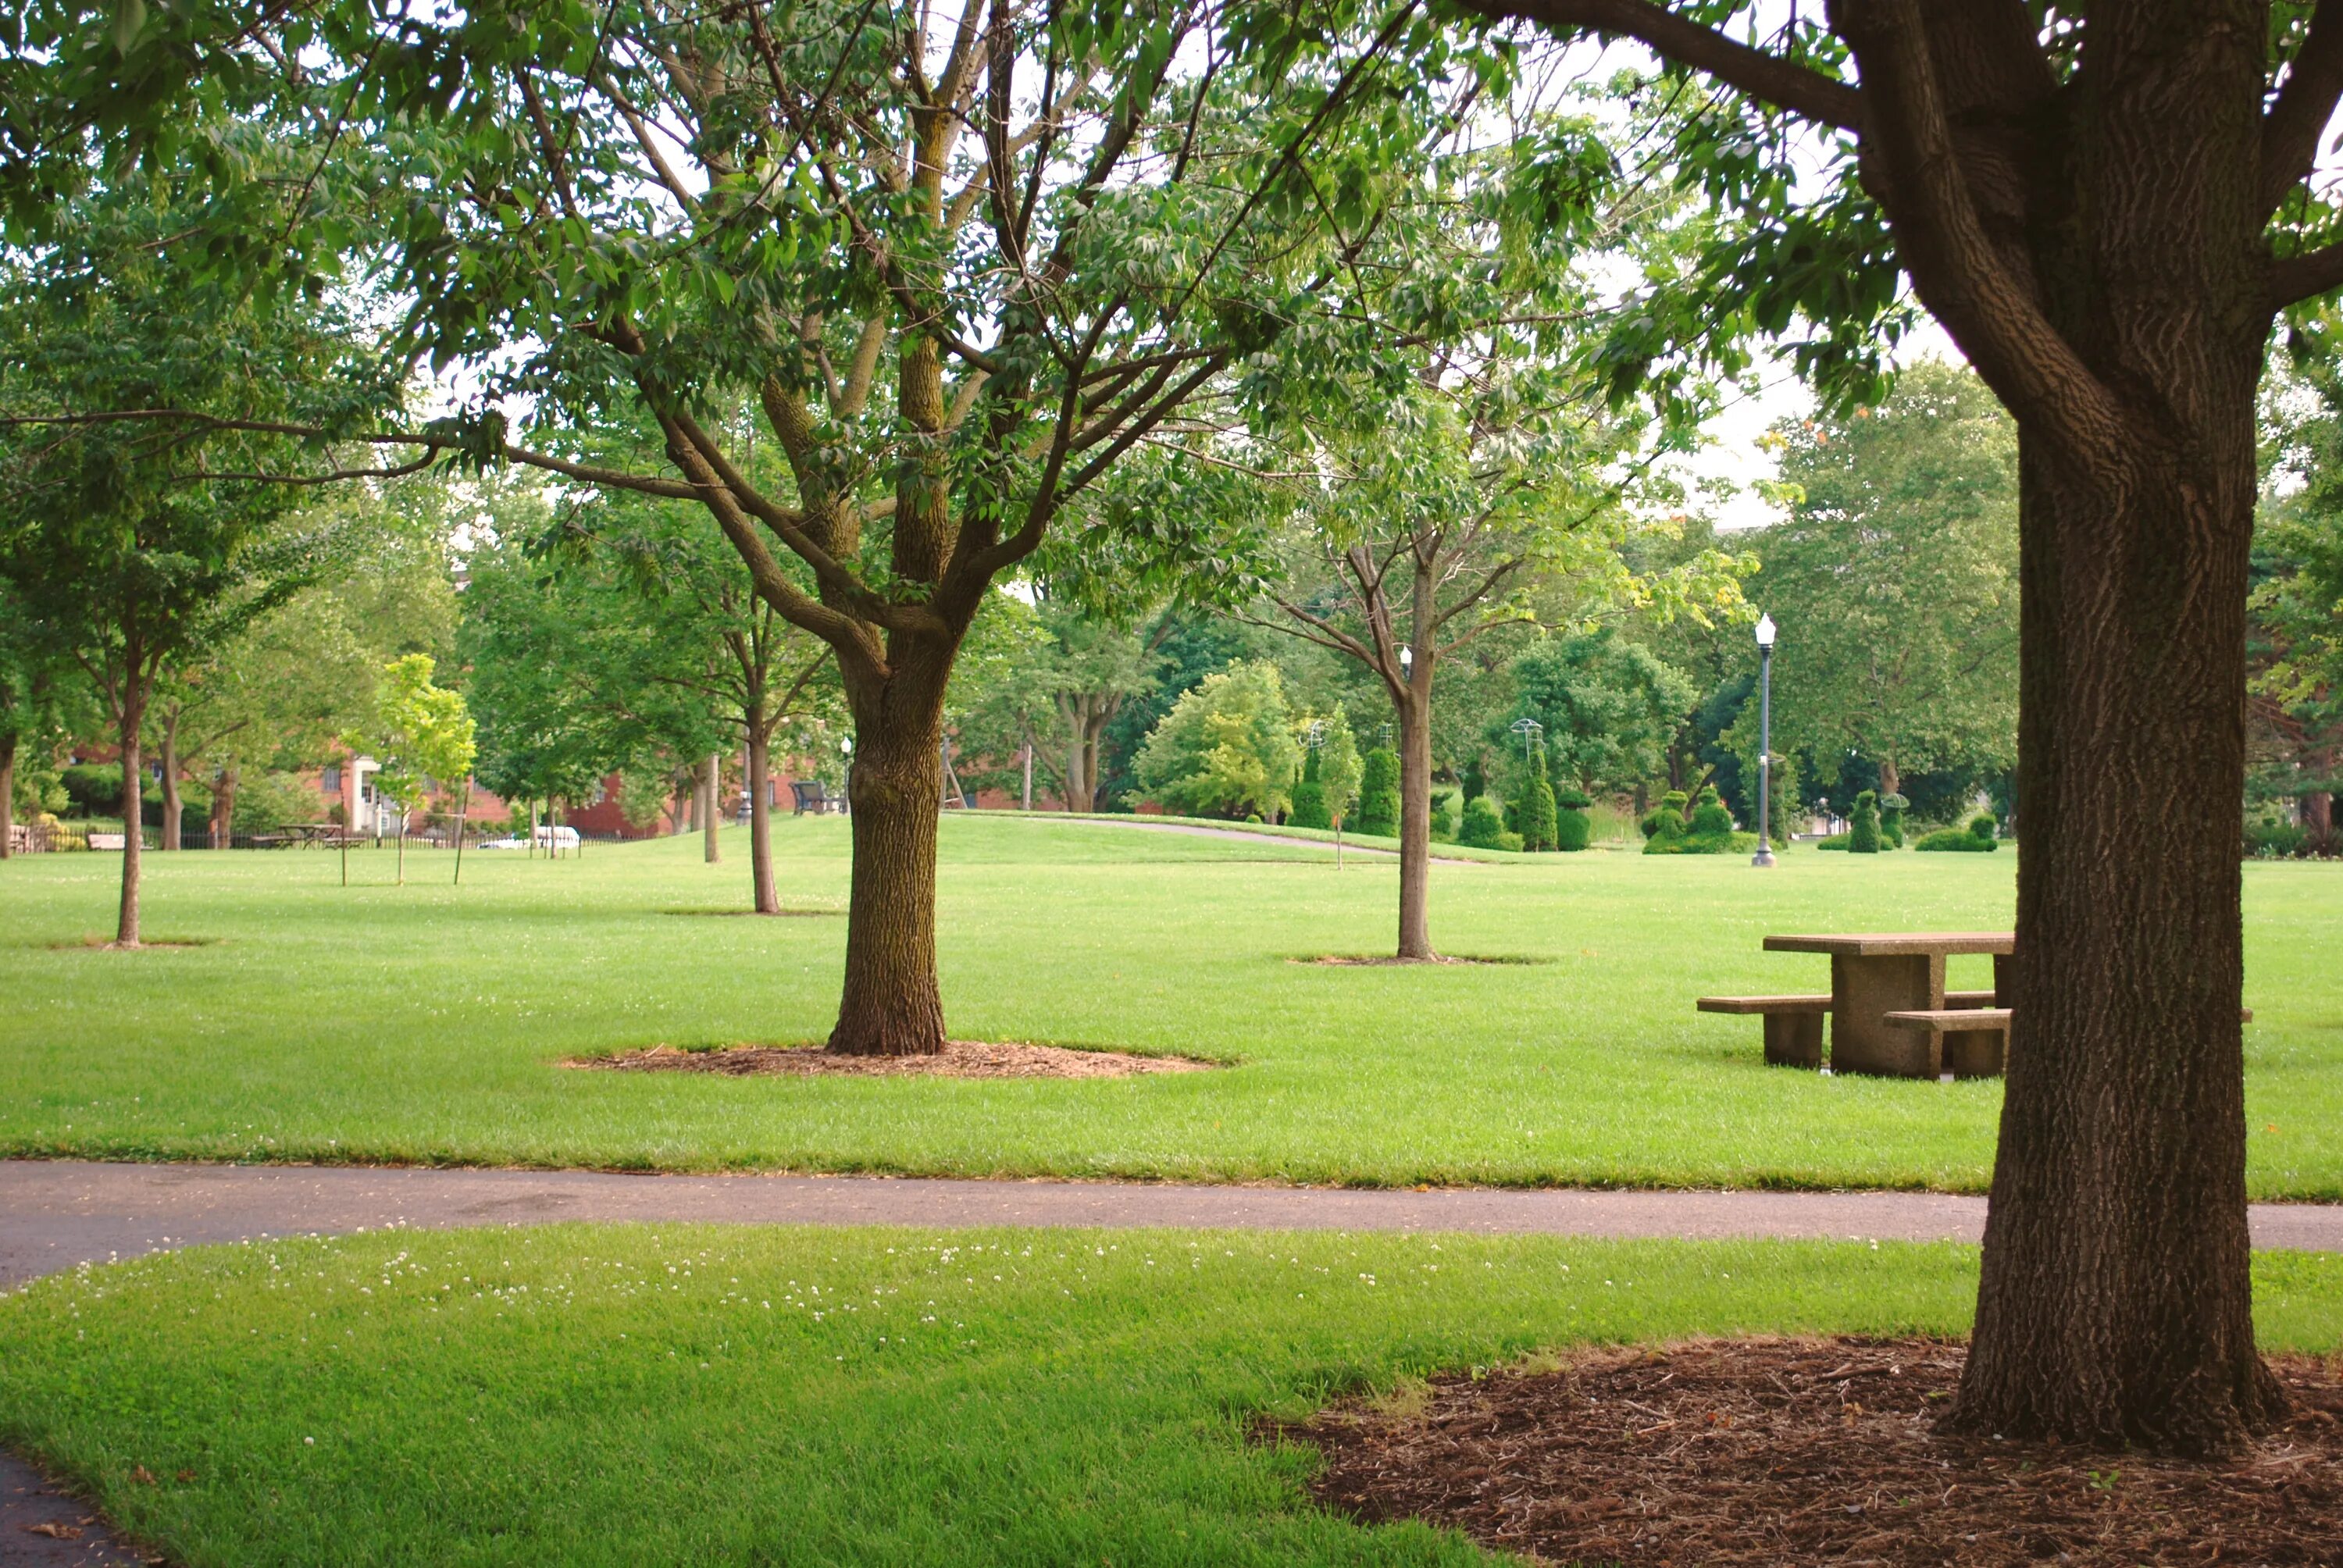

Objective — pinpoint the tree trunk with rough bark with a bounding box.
[1888,2,2285,1452]
[702,752,722,864]
[210,764,237,849]
[1876,755,1899,802]
[747,719,778,914]
[157,707,181,852]
[829,659,950,1055]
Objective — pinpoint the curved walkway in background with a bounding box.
[8,1160,2342,1292]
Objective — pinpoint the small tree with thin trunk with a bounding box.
[349,656,476,885]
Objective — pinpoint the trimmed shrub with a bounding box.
[1514,747,1559,851]
[1641,789,1688,841]
[1457,795,1505,847]
[1969,812,1999,843]
[1814,833,1852,850]
[1849,790,1883,853]
[1461,756,1485,805]
[1554,805,1590,851]
[1429,789,1457,841]
[1879,791,1910,848]
[1356,747,1400,836]
[1689,785,1733,836]
[1915,825,1995,852]
[1289,748,1329,829]
[61,762,127,816]
[1495,830,1525,853]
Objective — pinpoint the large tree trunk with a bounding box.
[701,752,722,864]
[0,728,15,860]
[1876,755,1899,801]
[747,721,779,914]
[1956,422,2280,1453]
[829,666,949,1057]
[1939,5,2281,1451]
[114,680,146,946]
[157,707,182,852]
[210,764,237,849]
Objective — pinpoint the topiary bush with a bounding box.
[1689,785,1733,836]
[1969,812,1999,844]
[1429,789,1457,841]
[1848,789,1883,853]
[1461,756,1486,806]
[1514,747,1559,851]
[1496,830,1525,852]
[1879,791,1910,847]
[1641,789,1688,841]
[1457,795,1505,847]
[1553,784,1592,852]
[1356,747,1400,836]
[1288,747,1329,829]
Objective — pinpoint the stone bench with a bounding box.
[1884,1007,2012,1079]
[1696,995,1831,1069]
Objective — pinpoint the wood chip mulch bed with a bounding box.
[569,1041,1214,1079]
[1273,1336,2343,1565]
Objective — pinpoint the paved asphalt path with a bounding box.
[10,1160,2343,1292]
[6,1160,2341,1564]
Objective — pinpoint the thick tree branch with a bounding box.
[2271,237,2343,308]
[1458,0,1867,130]
[2263,0,2343,217]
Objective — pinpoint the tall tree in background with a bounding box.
[1457,0,2343,1452]
[0,172,390,943]
[2255,362,2343,848]
[1743,360,2019,805]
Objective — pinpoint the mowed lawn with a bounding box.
[2,1224,2336,1568]
[2,816,2338,1195]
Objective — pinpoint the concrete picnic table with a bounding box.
[1761,932,2013,1078]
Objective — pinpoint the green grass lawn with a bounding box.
[2,1223,2334,1567]
[3,816,2338,1195]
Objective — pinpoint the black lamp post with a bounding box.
[1752,612,1777,868]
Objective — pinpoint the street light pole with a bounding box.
[1753,613,1777,868]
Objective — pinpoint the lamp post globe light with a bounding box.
[1398,644,1413,682]
[1752,612,1777,868]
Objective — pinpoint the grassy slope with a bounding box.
[2,1224,2335,1567]
[2,818,2337,1195]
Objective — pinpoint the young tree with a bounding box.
[1133,661,1301,818]
[1456,0,2343,1454]
[350,655,477,883]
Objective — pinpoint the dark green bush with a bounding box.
[1849,790,1883,853]
[1515,747,1559,851]
[1641,789,1688,841]
[1461,756,1485,805]
[1494,830,1525,853]
[1554,805,1590,851]
[1689,785,1733,837]
[1814,834,1852,850]
[1969,812,1999,843]
[1554,786,1592,810]
[1429,789,1456,841]
[61,762,126,815]
[1356,748,1400,837]
[1458,795,1505,847]
[1288,754,1329,830]
[1879,792,1910,848]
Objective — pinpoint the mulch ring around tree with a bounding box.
[1269,1336,2343,1566]
[568,1041,1218,1079]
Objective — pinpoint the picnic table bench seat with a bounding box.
[1696,993,1831,1068]
[1884,1007,2013,1079]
